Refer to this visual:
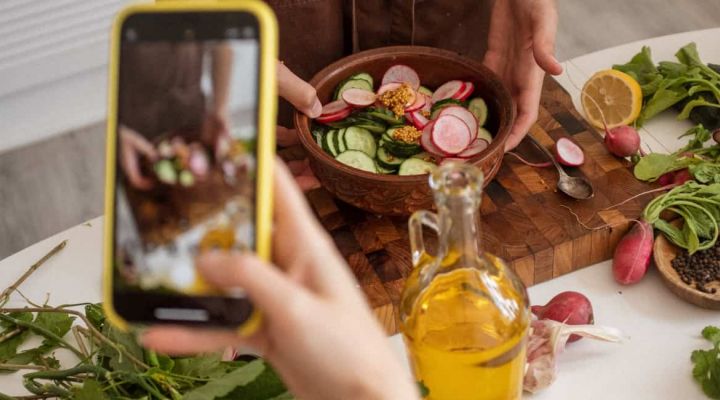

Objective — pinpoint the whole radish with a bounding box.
[605,124,641,158]
[657,168,692,187]
[531,291,594,343]
[612,220,654,284]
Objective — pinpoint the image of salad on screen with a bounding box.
[312,64,493,175]
[114,39,259,296]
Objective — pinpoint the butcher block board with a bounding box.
[281,77,655,334]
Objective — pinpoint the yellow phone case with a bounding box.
[103,0,277,335]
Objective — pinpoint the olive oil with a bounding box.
[400,163,529,400]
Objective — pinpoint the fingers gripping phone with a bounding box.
[103,1,277,330]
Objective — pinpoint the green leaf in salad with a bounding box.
[612,46,662,97]
[633,152,701,181]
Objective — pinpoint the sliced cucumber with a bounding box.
[322,129,336,155]
[477,127,493,143]
[311,123,328,145]
[334,78,373,100]
[324,129,339,156]
[375,163,396,174]
[398,158,436,176]
[335,150,377,173]
[468,97,488,126]
[383,141,422,158]
[365,107,405,125]
[343,126,376,157]
[430,98,464,119]
[352,72,374,87]
[418,86,433,97]
[376,146,405,169]
[411,151,436,162]
[336,128,347,153]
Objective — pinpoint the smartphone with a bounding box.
[103,1,277,331]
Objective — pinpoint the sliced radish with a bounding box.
[431,115,472,155]
[381,64,421,89]
[431,80,465,103]
[421,94,432,113]
[316,108,351,124]
[407,111,430,129]
[555,137,585,167]
[421,122,446,156]
[404,89,417,108]
[320,99,351,116]
[341,88,376,107]
[377,82,402,96]
[441,157,468,166]
[438,106,478,141]
[453,81,475,101]
[456,139,489,158]
[405,91,426,112]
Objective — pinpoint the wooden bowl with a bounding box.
[294,46,515,215]
[653,222,720,309]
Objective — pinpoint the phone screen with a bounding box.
[112,12,260,325]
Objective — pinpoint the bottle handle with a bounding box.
[408,210,440,265]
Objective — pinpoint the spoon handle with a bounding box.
[526,134,568,177]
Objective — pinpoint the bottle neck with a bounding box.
[438,194,482,259]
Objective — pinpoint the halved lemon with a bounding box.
[581,69,642,129]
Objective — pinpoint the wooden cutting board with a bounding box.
[281,77,655,334]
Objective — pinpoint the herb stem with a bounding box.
[0,327,24,344]
[0,363,48,371]
[0,313,83,359]
[0,240,67,305]
[0,307,150,370]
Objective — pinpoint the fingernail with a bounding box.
[308,98,323,118]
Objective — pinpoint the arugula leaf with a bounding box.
[183,359,265,400]
[73,380,109,400]
[173,354,228,379]
[219,362,290,400]
[613,46,662,96]
[100,324,144,373]
[633,153,700,181]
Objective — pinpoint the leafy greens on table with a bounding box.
[0,303,291,399]
[613,42,720,128]
[692,326,720,399]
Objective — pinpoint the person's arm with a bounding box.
[210,43,233,115]
[483,0,563,151]
[119,125,158,190]
[141,160,419,400]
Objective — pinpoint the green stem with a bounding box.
[0,313,83,359]
[0,307,149,370]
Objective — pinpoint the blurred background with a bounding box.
[2,0,720,260]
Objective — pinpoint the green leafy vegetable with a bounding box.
[642,182,720,253]
[691,325,720,399]
[614,42,720,127]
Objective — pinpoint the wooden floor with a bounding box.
[2,0,720,259]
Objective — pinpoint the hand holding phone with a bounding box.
[104,1,277,329]
[140,161,420,400]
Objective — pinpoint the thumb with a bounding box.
[277,61,322,118]
[198,251,306,316]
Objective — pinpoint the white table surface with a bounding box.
[3,28,720,399]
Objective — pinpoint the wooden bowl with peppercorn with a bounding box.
[294,46,514,215]
[654,220,720,310]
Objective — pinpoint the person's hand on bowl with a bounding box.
[484,0,563,151]
[141,160,419,400]
[277,61,323,191]
[119,125,158,190]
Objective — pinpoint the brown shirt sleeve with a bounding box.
[119,42,206,140]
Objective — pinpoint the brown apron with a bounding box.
[119,42,206,140]
[266,0,493,126]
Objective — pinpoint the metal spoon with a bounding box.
[526,135,594,200]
